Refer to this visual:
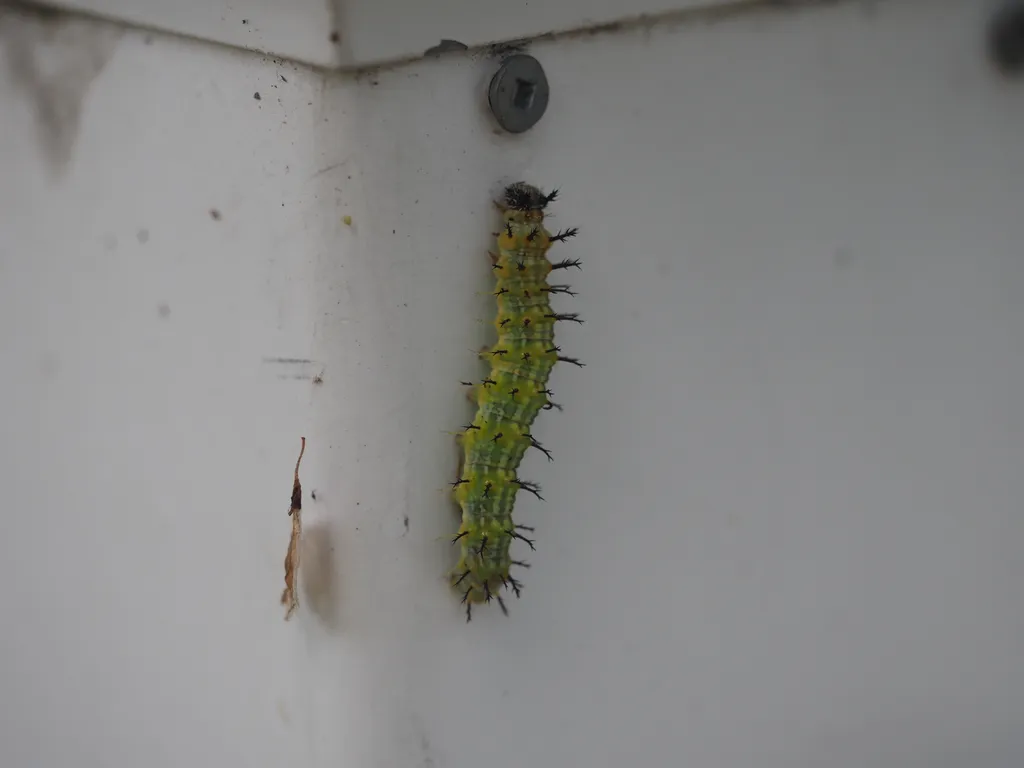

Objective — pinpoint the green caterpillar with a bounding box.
[449,182,582,621]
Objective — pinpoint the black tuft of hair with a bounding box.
[504,182,554,211]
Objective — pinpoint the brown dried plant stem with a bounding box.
[281,437,305,620]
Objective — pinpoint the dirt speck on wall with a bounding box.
[0,4,121,175]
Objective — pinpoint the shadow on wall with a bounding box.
[0,4,122,176]
[300,519,342,632]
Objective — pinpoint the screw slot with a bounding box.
[990,2,1024,75]
[488,54,549,133]
[513,78,536,110]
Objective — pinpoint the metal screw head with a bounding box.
[488,54,549,134]
[989,2,1024,75]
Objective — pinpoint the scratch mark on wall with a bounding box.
[263,356,316,364]
[0,4,122,175]
[309,155,352,180]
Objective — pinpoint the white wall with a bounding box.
[3,1,1024,767]
[40,0,743,69]
[336,0,728,68]
[40,0,342,68]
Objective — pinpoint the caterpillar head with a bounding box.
[504,182,558,212]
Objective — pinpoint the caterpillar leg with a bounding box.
[477,344,509,361]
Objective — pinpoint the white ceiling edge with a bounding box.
[27,0,765,70]
[34,0,346,69]
[340,0,742,69]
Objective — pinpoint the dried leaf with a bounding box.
[281,437,305,620]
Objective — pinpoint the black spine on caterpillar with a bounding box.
[449,182,582,620]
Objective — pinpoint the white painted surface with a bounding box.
[338,0,719,68]
[40,0,738,69]
[40,0,342,67]
[3,1,1024,768]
